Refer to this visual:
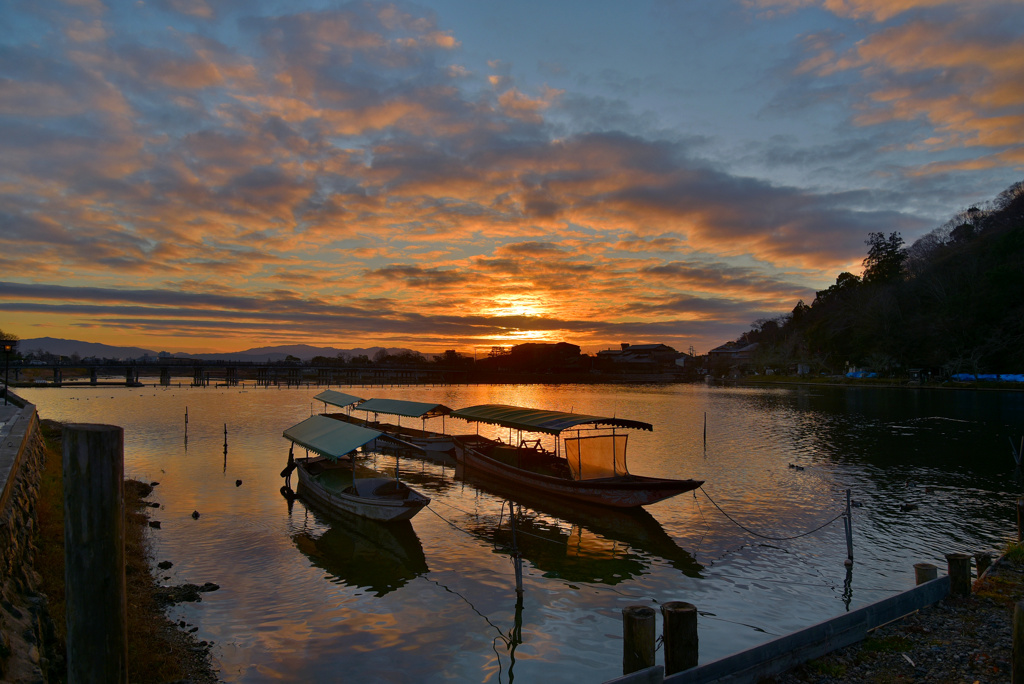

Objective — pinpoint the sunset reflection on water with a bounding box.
[21,383,1024,682]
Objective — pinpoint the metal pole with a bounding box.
[2,343,12,405]
[508,502,523,599]
[844,488,854,566]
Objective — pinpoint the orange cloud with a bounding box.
[792,8,1024,169]
[750,0,1001,21]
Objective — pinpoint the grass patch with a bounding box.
[1004,541,1024,564]
[33,419,215,683]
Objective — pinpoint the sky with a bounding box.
[1,0,1022,356]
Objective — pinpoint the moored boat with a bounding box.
[450,404,703,508]
[282,415,430,523]
[323,396,458,453]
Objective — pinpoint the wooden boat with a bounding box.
[450,404,703,509]
[316,392,457,453]
[282,415,430,523]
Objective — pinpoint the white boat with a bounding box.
[282,415,430,523]
[317,393,457,453]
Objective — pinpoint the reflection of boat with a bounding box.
[451,404,703,508]
[456,462,702,580]
[466,509,648,585]
[317,392,457,453]
[292,506,428,597]
[283,415,430,523]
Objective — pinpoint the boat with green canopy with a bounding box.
[314,389,364,412]
[325,397,457,453]
[450,404,703,508]
[282,415,430,522]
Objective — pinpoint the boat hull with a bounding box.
[453,436,702,508]
[295,459,430,523]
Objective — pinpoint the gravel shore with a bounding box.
[767,554,1024,683]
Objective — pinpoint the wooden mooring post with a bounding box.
[914,562,938,585]
[63,424,127,684]
[662,602,698,675]
[622,606,657,675]
[946,552,972,597]
[975,552,992,577]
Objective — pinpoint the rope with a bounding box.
[698,486,847,541]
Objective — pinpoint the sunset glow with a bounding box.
[1,1,1021,355]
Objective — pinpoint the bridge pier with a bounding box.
[160,367,171,386]
[226,366,238,386]
[90,368,98,385]
[53,368,62,387]
[192,367,207,387]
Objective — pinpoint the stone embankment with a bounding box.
[0,392,55,681]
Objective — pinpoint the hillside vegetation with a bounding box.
[730,180,1024,377]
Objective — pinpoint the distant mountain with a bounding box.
[17,337,158,360]
[17,337,425,363]
[178,345,421,362]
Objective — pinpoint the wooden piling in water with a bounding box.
[63,424,127,684]
[914,562,938,585]
[975,552,992,577]
[946,552,972,597]
[662,601,698,675]
[622,606,656,675]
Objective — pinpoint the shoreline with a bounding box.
[735,376,1024,392]
[33,420,219,683]
[770,551,1024,682]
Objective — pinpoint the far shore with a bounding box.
[734,374,1024,392]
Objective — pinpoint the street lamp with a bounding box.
[2,343,12,406]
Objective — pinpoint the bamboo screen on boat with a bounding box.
[564,434,628,480]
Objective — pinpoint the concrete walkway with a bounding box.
[0,386,24,442]
[0,388,35,511]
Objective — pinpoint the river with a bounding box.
[20,382,1024,682]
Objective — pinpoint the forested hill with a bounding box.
[730,179,1024,376]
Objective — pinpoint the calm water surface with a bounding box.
[21,383,1024,682]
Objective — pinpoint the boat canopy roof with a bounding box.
[356,398,451,419]
[284,415,420,459]
[314,389,364,409]
[450,403,653,435]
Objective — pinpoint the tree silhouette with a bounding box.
[862,232,906,286]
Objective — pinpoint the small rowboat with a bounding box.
[282,415,429,523]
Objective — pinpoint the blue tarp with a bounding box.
[952,373,1024,382]
[846,371,877,378]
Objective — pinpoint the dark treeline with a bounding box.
[729,179,1024,377]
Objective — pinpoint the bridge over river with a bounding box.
[7,361,468,388]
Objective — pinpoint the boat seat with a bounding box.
[351,477,413,499]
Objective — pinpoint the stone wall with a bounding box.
[0,394,54,682]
